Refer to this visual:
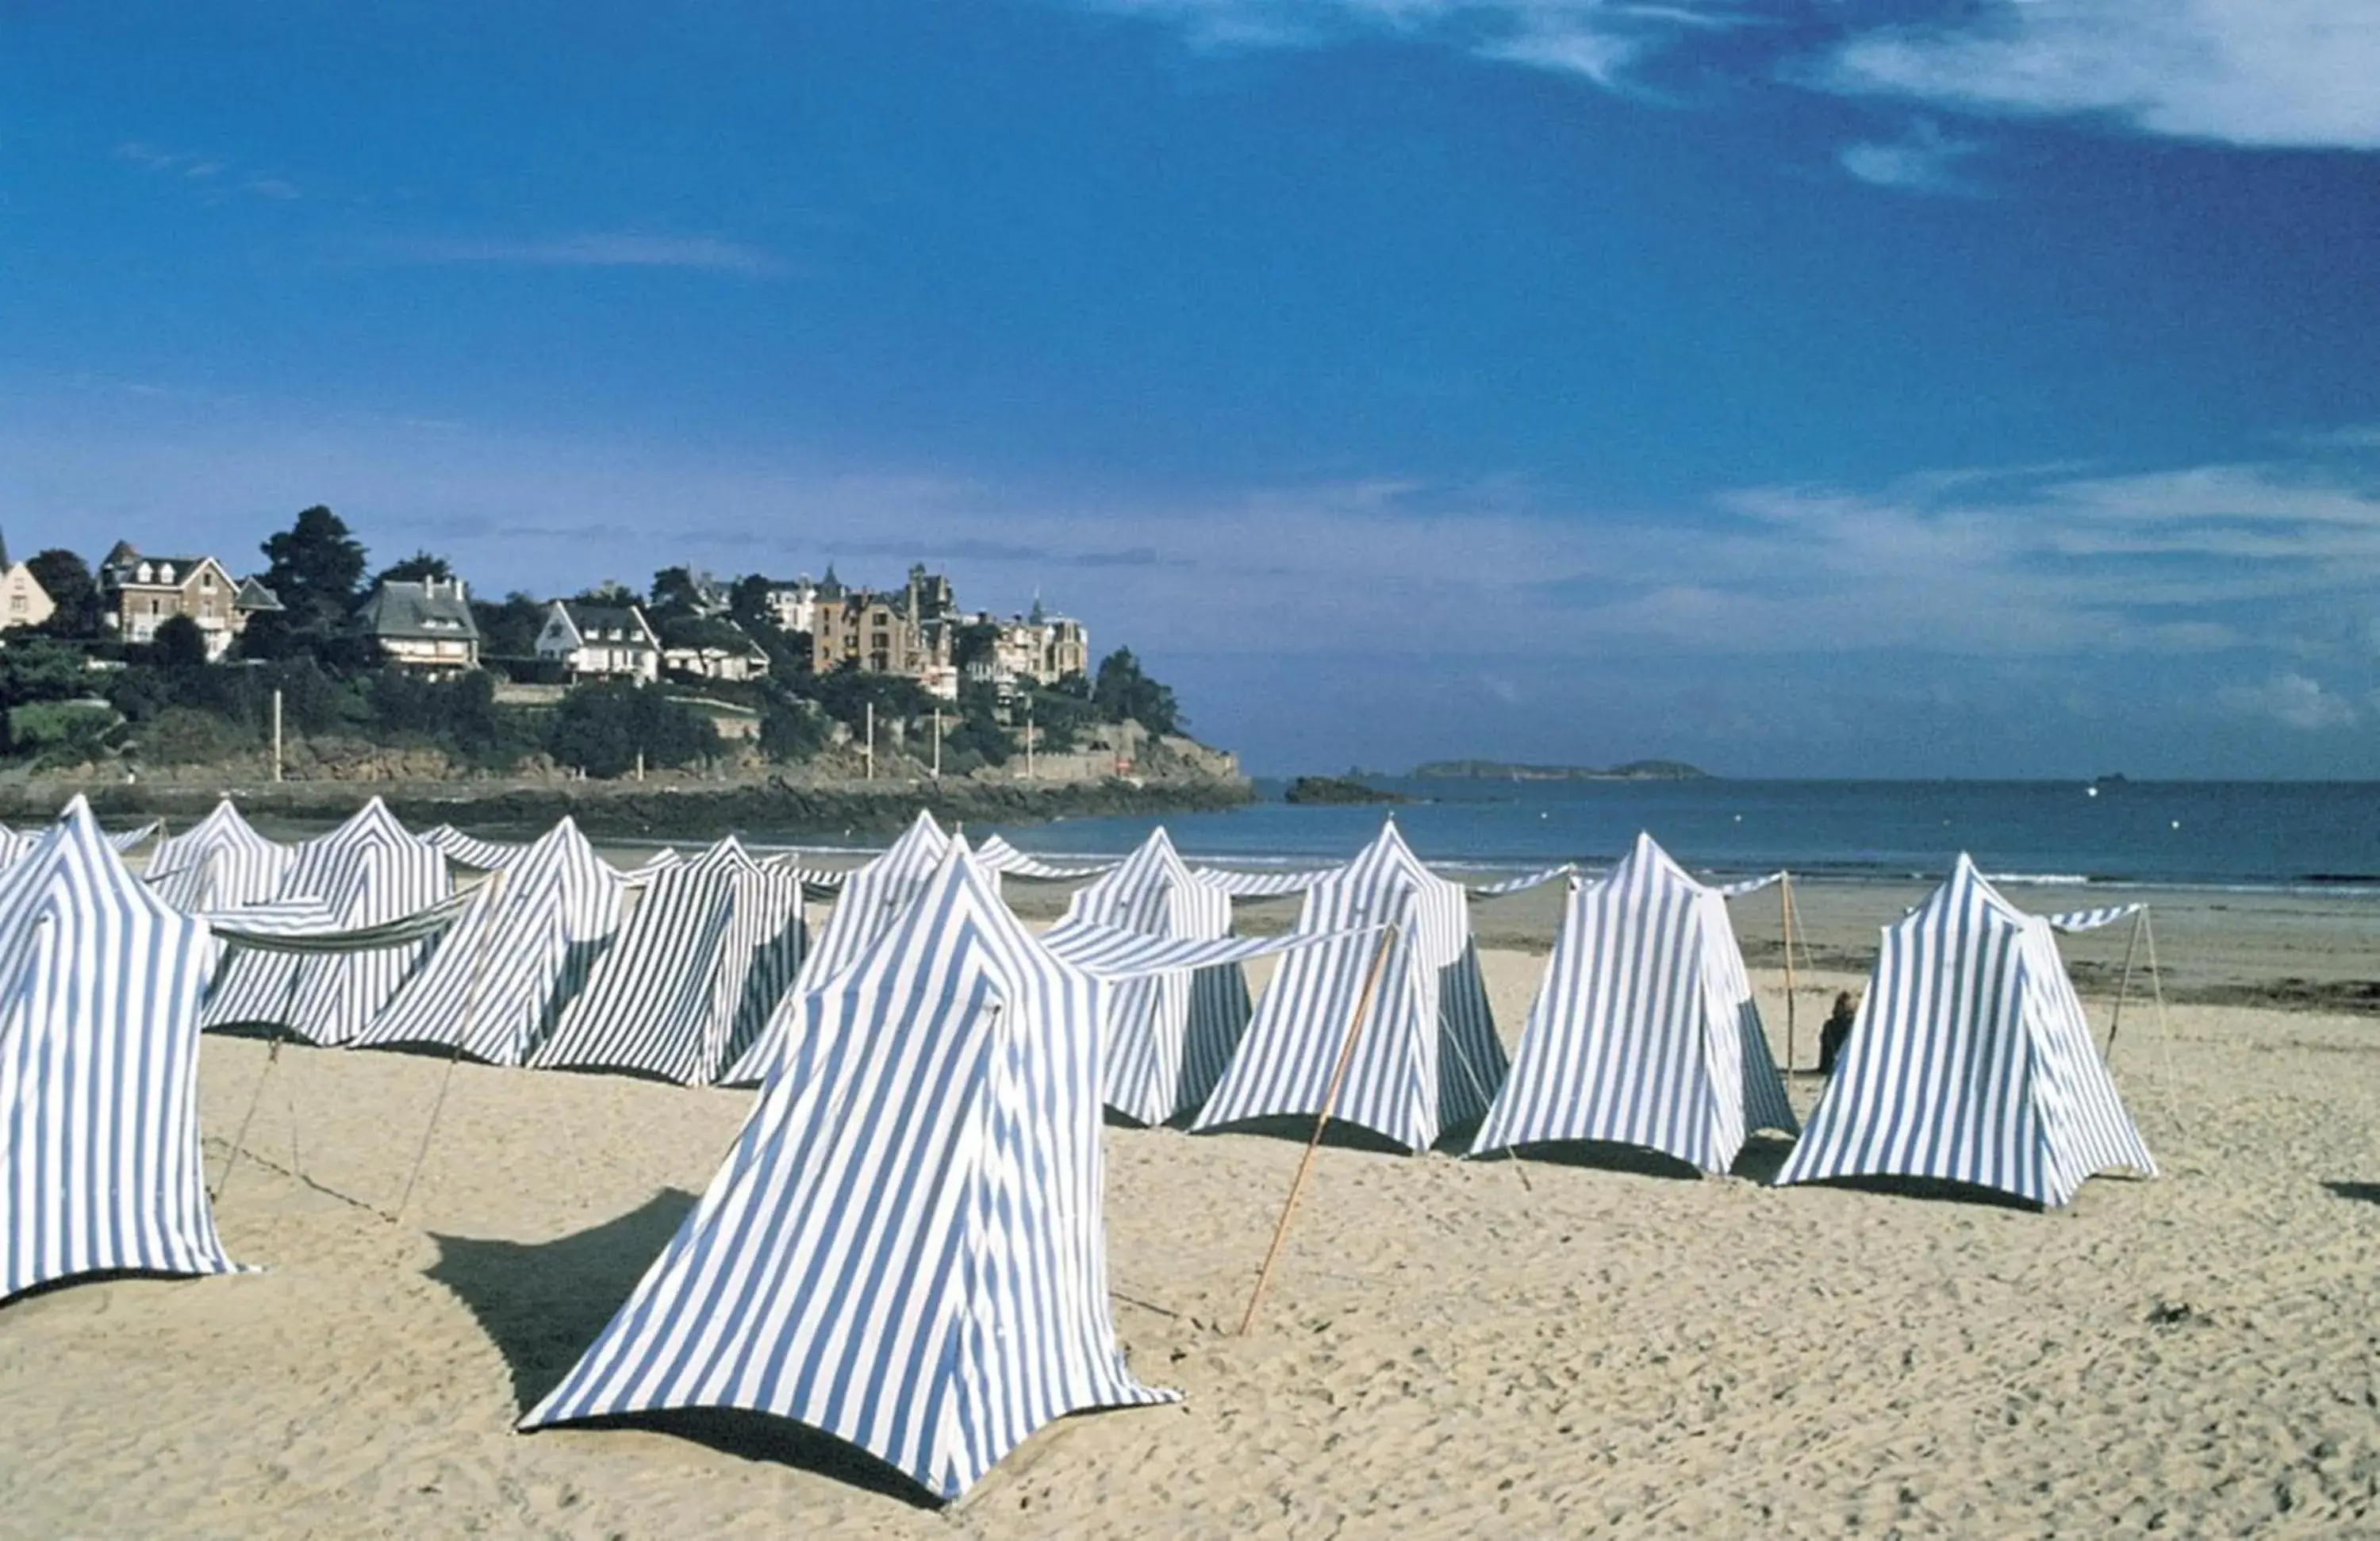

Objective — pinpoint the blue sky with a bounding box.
[4,2,2377,776]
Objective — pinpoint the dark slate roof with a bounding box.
[235,576,284,613]
[363,579,479,642]
[560,602,657,648]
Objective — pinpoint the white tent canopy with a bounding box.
[351,817,626,1065]
[1471,832,1797,1174]
[530,835,804,1085]
[2,798,240,1302]
[1044,826,1251,1126]
[145,800,296,914]
[522,840,1177,1501]
[1193,817,1508,1153]
[719,810,953,1087]
[198,797,451,1045]
[1775,853,2156,1208]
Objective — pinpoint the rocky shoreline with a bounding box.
[0,771,1257,842]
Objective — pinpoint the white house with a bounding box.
[537,601,660,683]
[359,576,480,676]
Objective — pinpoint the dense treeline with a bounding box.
[0,505,1188,779]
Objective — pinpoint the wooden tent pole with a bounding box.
[2142,909,2183,1130]
[2103,909,2144,1057]
[390,869,503,1224]
[1238,922,1397,1338]
[1780,875,1798,1072]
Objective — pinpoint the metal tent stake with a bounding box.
[1238,922,1396,1338]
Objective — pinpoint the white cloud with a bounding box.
[1084,0,1748,88]
[1837,118,1986,194]
[114,142,301,201]
[2217,671,2357,730]
[377,233,787,278]
[1824,2,2380,152]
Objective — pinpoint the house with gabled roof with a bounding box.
[96,543,252,659]
[359,575,481,677]
[537,600,660,683]
[0,532,55,632]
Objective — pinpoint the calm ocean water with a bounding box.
[964,778,2380,893]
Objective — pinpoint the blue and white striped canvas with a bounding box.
[521,840,1177,1501]
[718,811,951,1086]
[975,834,1119,881]
[1471,832,1797,1174]
[1192,818,1507,1153]
[351,817,625,1065]
[529,835,805,1084]
[1044,827,1250,1126]
[2,798,240,1303]
[198,797,451,1045]
[416,824,526,872]
[144,800,294,914]
[1775,854,2156,1208]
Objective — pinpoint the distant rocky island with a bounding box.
[1282,774,1411,805]
[1410,759,1710,782]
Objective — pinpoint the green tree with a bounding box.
[260,505,367,625]
[373,549,452,586]
[546,682,720,778]
[148,613,211,671]
[471,591,550,659]
[648,566,702,619]
[1090,648,1180,735]
[572,579,639,606]
[25,550,102,638]
[0,638,90,706]
[728,573,776,632]
[758,697,829,761]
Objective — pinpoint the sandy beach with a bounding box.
[5,882,2378,1537]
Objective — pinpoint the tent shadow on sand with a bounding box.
[1794,1174,2046,1213]
[1194,1113,1416,1157]
[425,1189,939,1508]
[2322,1181,2380,1206]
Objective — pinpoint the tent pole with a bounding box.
[210,1036,283,1204]
[1780,875,1798,1071]
[2103,909,2144,1057]
[390,869,503,1224]
[2142,909,2183,1131]
[1238,922,1396,1338]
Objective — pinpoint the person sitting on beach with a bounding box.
[1818,990,1859,1076]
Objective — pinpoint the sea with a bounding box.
[954,778,2380,895]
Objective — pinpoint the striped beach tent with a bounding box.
[417,824,527,871]
[3,798,239,1302]
[521,840,1177,1500]
[198,797,451,1045]
[529,835,805,1084]
[1192,817,1507,1153]
[1045,826,1250,1125]
[1774,854,2156,1208]
[349,817,626,1065]
[975,833,1119,881]
[1470,832,1796,1174]
[144,800,295,913]
[717,811,953,1086]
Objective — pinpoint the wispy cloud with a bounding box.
[1081,0,1751,90]
[2217,671,2357,730]
[378,232,788,278]
[114,142,301,201]
[1837,118,1987,195]
[1821,2,2380,152]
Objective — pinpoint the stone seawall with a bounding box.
[0,772,1257,843]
